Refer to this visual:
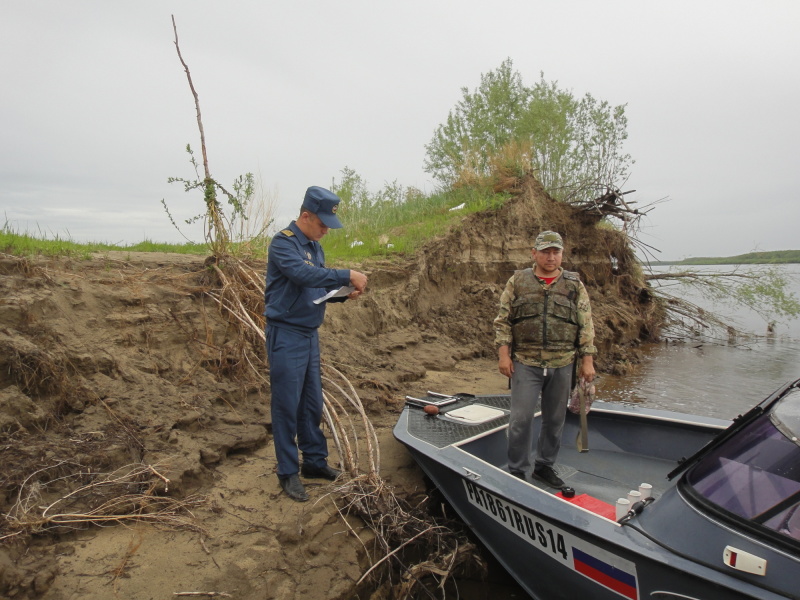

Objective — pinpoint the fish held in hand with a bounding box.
[568,377,596,414]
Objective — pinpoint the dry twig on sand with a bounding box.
[1,462,206,540]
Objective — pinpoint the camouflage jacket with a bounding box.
[494,267,597,369]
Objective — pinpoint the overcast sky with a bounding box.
[1,1,798,260]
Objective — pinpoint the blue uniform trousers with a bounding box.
[266,325,329,477]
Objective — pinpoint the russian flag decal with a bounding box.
[573,547,639,600]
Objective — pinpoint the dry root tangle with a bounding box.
[1,462,205,542]
[331,472,486,599]
[202,254,268,383]
[318,367,485,598]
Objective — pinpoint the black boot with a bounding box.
[532,465,565,488]
[279,474,309,501]
[301,463,341,481]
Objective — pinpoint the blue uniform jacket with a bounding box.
[264,221,351,334]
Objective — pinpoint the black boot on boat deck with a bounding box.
[533,465,564,488]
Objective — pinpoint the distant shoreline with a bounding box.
[651,250,800,266]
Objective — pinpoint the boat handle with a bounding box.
[462,468,481,480]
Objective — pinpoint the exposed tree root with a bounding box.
[1,462,206,542]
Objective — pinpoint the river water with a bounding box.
[601,263,800,420]
[459,264,800,599]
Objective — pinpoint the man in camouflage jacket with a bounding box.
[493,231,596,488]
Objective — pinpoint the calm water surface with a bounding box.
[460,264,800,598]
[601,264,800,420]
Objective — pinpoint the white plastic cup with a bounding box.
[639,483,653,499]
[616,498,631,520]
[627,490,642,505]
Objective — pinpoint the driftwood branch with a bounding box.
[638,259,799,348]
[581,187,639,217]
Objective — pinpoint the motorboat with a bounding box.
[393,380,800,599]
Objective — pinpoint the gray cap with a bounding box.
[302,186,343,229]
[534,231,564,250]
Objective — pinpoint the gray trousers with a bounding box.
[507,362,572,473]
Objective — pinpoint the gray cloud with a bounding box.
[1,1,798,259]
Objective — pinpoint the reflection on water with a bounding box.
[601,264,800,420]
[600,337,800,419]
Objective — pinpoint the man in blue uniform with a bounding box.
[265,186,368,501]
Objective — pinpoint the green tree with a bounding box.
[424,58,528,185]
[330,166,371,213]
[424,58,632,202]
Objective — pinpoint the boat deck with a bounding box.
[538,445,675,505]
[407,393,697,507]
[406,394,512,448]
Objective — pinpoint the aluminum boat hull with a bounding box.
[393,393,799,600]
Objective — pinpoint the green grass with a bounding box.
[122,240,209,254]
[321,186,508,261]
[2,186,509,262]
[0,225,208,259]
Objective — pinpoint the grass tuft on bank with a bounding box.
[0,224,208,259]
[2,186,509,262]
[323,186,508,261]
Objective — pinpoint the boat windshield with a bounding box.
[685,388,800,542]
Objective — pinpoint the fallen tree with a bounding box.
[644,265,800,342]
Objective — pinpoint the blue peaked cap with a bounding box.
[302,186,343,229]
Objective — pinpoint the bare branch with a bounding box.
[171,15,226,248]
[645,271,756,282]
[171,15,210,182]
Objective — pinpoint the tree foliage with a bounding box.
[424,58,632,202]
[161,144,258,250]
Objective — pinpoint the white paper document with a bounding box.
[313,285,355,304]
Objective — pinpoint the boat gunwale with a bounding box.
[402,400,730,452]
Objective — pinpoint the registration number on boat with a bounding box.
[463,479,569,559]
[462,479,639,600]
